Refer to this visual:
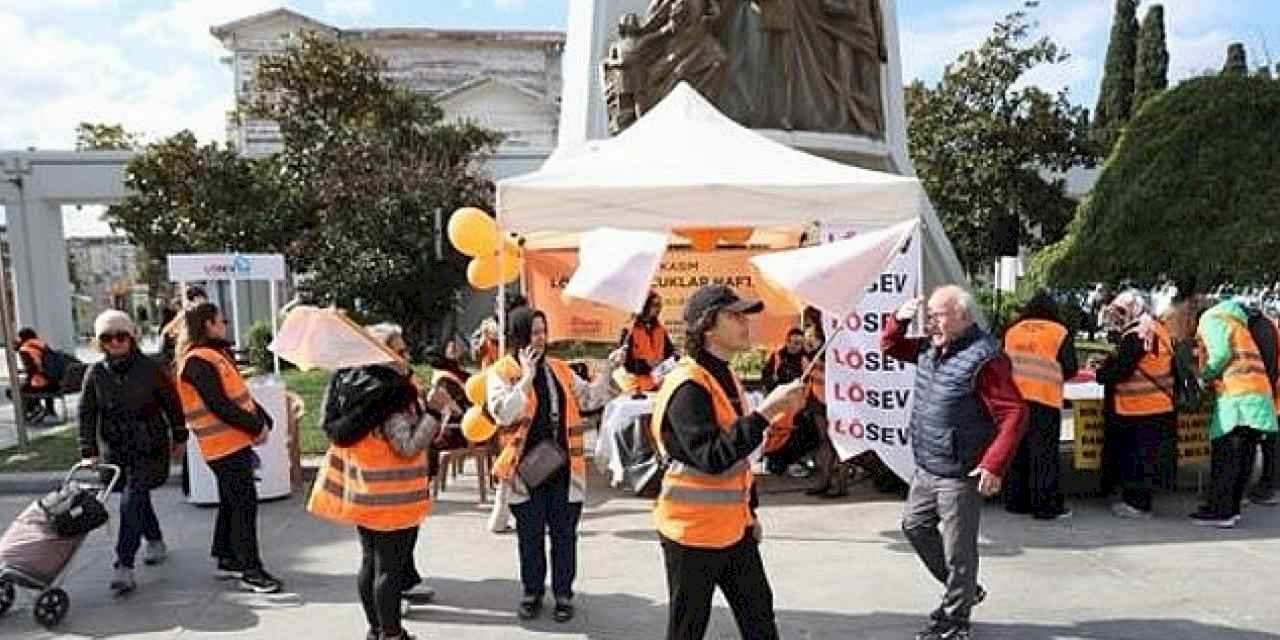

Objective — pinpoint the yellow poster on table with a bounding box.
[1072,399,1212,469]
[1072,400,1106,470]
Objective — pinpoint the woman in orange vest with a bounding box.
[1001,291,1078,520]
[177,303,282,594]
[650,285,805,640]
[309,324,458,640]
[486,306,624,623]
[1094,291,1176,520]
[615,290,677,394]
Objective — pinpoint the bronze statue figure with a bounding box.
[602,0,888,139]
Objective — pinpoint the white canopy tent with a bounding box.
[497,82,969,292]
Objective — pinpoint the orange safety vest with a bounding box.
[650,358,754,549]
[1004,319,1068,409]
[1204,313,1273,398]
[17,339,50,389]
[177,347,258,461]
[1271,319,1280,411]
[490,356,587,495]
[1114,323,1175,416]
[307,429,432,532]
[618,323,668,393]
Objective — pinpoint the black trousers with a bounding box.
[116,485,162,569]
[208,447,262,571]
[1207,427,1261,517]
[1004,403,1063,516]
[357,526,418,635]
[1254,431,1277,495]
[510,477,582,600]
[659,533,779,640]
[1116,421,1164,512]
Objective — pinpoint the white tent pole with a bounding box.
[269,278,280,375]
[496,196,506,356]
[230,270,242,349]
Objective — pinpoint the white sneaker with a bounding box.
[1111,502,1153,520]
[143,540,167,566]
[110,566,136,593]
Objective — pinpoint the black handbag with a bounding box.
[38,486,109,538]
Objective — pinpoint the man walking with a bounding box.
[882,286,1028,640]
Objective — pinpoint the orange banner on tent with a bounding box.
[525,249,798,346]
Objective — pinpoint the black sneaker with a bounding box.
[214,558,243,580]
[939,625,973,640]
[916,619,953,640]
[239,568,283,594]
[1247,490,1278,506]
[1032,507,1073,521]
[379,631,416,640]
[517,594,543,620]
[1189,510,1239,528]
[553,598,575,623]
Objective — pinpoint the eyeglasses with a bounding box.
[99,332,132,344]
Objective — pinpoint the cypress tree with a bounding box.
[1133,4,1169,113]
[1223,43,1248,76]
[1093,0,1140,154]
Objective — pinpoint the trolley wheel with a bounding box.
[33,587,69,627]
[0,580,15,616]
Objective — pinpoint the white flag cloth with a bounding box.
[749,219,919,318]
[268,306,402,371]
[563,227,669,314]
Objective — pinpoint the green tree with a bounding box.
[243,32,502,343]
[1223,43,1249,76]
[1031,74,1280,292]
[74,122,140,151]
[1093,0,1140,154]
[904,4,1095,275]
[1133,4,1169,114]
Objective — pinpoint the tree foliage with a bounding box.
[108,32,502,344]
[904,4,1095,275]
[75,122,140,151]
[1032,74,1280,292]
[1093,0,1140,153]
[1133,4,1169,114]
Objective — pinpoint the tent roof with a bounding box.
[497,83,927,248]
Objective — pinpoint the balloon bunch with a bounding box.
[675,227,753,252]
[448,207,524,289]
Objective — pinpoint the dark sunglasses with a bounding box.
[99,332,132,344]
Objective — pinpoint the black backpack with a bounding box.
[1246,310,1280,395]
[1168,339,1203,413]
[39,348,76,386]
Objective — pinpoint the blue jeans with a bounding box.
[117,486,162,569]
[510,478,582,600]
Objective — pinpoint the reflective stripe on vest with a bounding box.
[307,432,432,532]
[650,358,753,549]
[1004,320,1067,409]
[490,356,587,496]
[177,347,257,461]
[1211,314,1273,398]
[1115,323,1175,416]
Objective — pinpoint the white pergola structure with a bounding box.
[0,150,134,349]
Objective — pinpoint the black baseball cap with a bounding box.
[683,285,764,326]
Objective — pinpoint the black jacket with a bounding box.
[322,365,420,446]
[79,350,187,489]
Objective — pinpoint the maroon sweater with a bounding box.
[880,317,1027,476]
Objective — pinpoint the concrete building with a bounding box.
[211,8,565,180]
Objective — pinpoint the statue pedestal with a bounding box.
[561,0,913,176]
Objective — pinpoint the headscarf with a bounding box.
[505,306,546,356]
[1019,290,1061,324]
[1104,289,1158,351]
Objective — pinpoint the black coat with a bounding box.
[79,350,187,490]
[322,365,420,446]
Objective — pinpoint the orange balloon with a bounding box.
[448,207,499,257]
[719,227,753,245]
[499,241,523,283]
[464,372,487,405]
[461,405,497,443]
[467,255,502,290]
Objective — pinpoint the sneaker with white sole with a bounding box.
[110,566,136,594]
[239,568,283,594]
[1189,510,1239,528]
[402,583,435,603]
[1111,502,1153,520]
[143,540,167,566]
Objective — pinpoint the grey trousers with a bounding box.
[901,467,982,625]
